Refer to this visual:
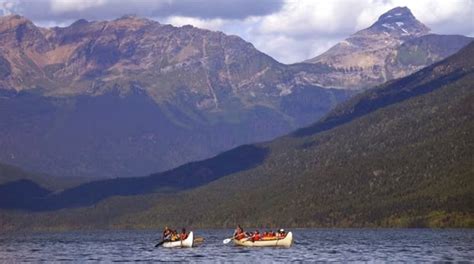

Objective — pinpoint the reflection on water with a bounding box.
[0,229,473,262]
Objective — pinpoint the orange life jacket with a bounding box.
[236,232,246,240]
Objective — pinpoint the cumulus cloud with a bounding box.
[50,0,108,13]
[0,0,19,15]
[399,0,474,36]
[164,16,227,32]
[0,0,472,63]
[248,0,474,63]
[258,0,368,38]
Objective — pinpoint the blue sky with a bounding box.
[1,0,473,63]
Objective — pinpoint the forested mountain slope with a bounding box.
[1,42,472,230]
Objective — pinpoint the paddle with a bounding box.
[154,240,166,247]
[194,237,205,243]
[222,237,233,244]
[223,236,251,244]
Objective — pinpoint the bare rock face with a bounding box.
[1,15,278,104]
[304,7,472,90]
[0,14,329,110]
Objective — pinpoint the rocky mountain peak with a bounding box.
[0,14,34,32]
[368,6,430,37]
[111,15,157,28]
[0,14,51,53]
[377,6,415,22]
[303,6,471,90]
[0,14,350,179]
[69,18,89,27]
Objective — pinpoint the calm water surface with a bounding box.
[0,229,472,262]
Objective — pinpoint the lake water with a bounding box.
[0,229,472,262]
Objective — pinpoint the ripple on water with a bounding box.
[0,229,473,262]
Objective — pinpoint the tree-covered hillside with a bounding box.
[1,42,473,230]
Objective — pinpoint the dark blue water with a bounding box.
[0,229,472,262]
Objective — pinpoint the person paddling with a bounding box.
[155,226,172,247]
[233,225,246,240]
[162,226,172,241]
[180,228,188,240]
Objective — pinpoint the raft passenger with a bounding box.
[162,226,172,241]
[278,229,286,238]
[180,228,188,240]
[251,230,261,242]
[234,225,246,240]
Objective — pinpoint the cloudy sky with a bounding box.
[1,0,473,63]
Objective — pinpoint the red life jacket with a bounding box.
[252,234,260,241]
[236,233,246,240]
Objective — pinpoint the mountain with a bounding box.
[0,162,84,207]
[0,14,350,178]
[0,144,267,210]
[304,7,473,89]
[0,9,469,179]
[0,14,325,98]
[0,162,58,188]
[1,41,472,230]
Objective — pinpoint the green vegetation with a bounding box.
[396,46,430,66]
[396,34,473,67]
[1,43,473,231]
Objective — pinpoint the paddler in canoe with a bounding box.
[166,228,188,242]
[233,225,246,240]
[227,225,293,247]
[162,226,172,241]
[179,228,188,240]
[155,227,194,248]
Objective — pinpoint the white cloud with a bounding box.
[250,0,474,63]
[395,0,474,35]
[258,0,368,38]
[50,0,108,13]
[0,0,19,15]
[164,16,227,32]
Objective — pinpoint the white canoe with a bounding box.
[233,232,293,248]
[162,231,194,248]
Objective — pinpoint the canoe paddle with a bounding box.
[194,237,205,243]
[223,237,250,244]
[154,241,163,247]
[155,240,166,247]
[222,237,233,244]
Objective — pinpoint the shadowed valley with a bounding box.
[1,41,472,230]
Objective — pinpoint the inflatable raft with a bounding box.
[162,231,194,248]
[233,232,293,248]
